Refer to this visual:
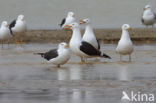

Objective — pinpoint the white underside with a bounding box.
[83,34,98,50]
[12,21,26,33]
[143,9,156,25]
[116,40,133,55]
[48,49,70,66]
[70,41,88,58]
[0,28,11,40]
[82,25,99,50]
[116,30,133,55]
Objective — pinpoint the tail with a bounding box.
[33,53,45,58]
[9,28,14,37]
[58,24,65,28]
[101,53,111,59]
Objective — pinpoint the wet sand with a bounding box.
[5,28,156,44]
[0,44,156,103]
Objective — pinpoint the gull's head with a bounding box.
[67,11,75,18]
[122,24,132,31]
[79,18,90,25]
[64,22,79,30]
[144,5,151,10]
[59,42,70,49]
[1,21,9,27]
[18,15,25,21]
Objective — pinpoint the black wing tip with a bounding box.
[10,30,14,36]
[33,53,41,55]
[96,39,101,50]
[33,53,44,57]
[102,54,111,59]
[141,18,144,23]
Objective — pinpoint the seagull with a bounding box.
[0,21,13,49]
[142,5,156,28]
[64,22,111,63]
[80,18,100,50]
[59,11,76,28]
[34,42,70,67]
[9,14,27,45]
[116,24,133,62]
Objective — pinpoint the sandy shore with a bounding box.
[8,28,156,44]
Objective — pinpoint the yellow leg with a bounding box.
[20,34,25,46]
[1,40,3,49]
[129,55,131,62]
[20,35,23,46]
[14,34,18,45]
[7,39,10,49]
[81,57,85,64]
[120,55,122,61]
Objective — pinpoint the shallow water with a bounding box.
[0,44,156,103]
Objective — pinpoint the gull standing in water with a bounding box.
[142,5,156,28]
[65,22,111,63]
[9,14,26,46]
[80,18,100,50]
[0,21,13,49]
[116,24,133,62]
[34,42,70,67]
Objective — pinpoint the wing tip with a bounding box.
[102,53,111,59]
[33,53,44,58]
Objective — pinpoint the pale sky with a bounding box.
[0,0,155,30]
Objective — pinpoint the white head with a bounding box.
[122,24,132,30]
[17,15,25,21]
[79,18,91,25]
[64,22,80,30]
[58,42,70,49]
[67,12,75,18]
[1,21,9,28]
[144,5,151,10]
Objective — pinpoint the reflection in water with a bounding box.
[71,89,85,103]
[69,65,82,80]
[57,65,82,80]
[117,64,132,81]
[120,100,131,103]
[57,68,69,80]
[58,88,96,103]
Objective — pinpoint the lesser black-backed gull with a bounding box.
[59,12,76,28]
[142,5,156,28]
[0,21,13,49]
[9,14,26,45]
[34,42,70,67]
[80,18,100,50]
[116,24,133,62]
[65,22,111,63]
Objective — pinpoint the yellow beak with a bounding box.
[72,14,75,17]
[65,44,70,48]
[21,18,24,21]
[128,27,132,30]
[79,20,86,24]
[143,8,146,10]
[6,24,9,27]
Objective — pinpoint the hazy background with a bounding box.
[0,0,155,30]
